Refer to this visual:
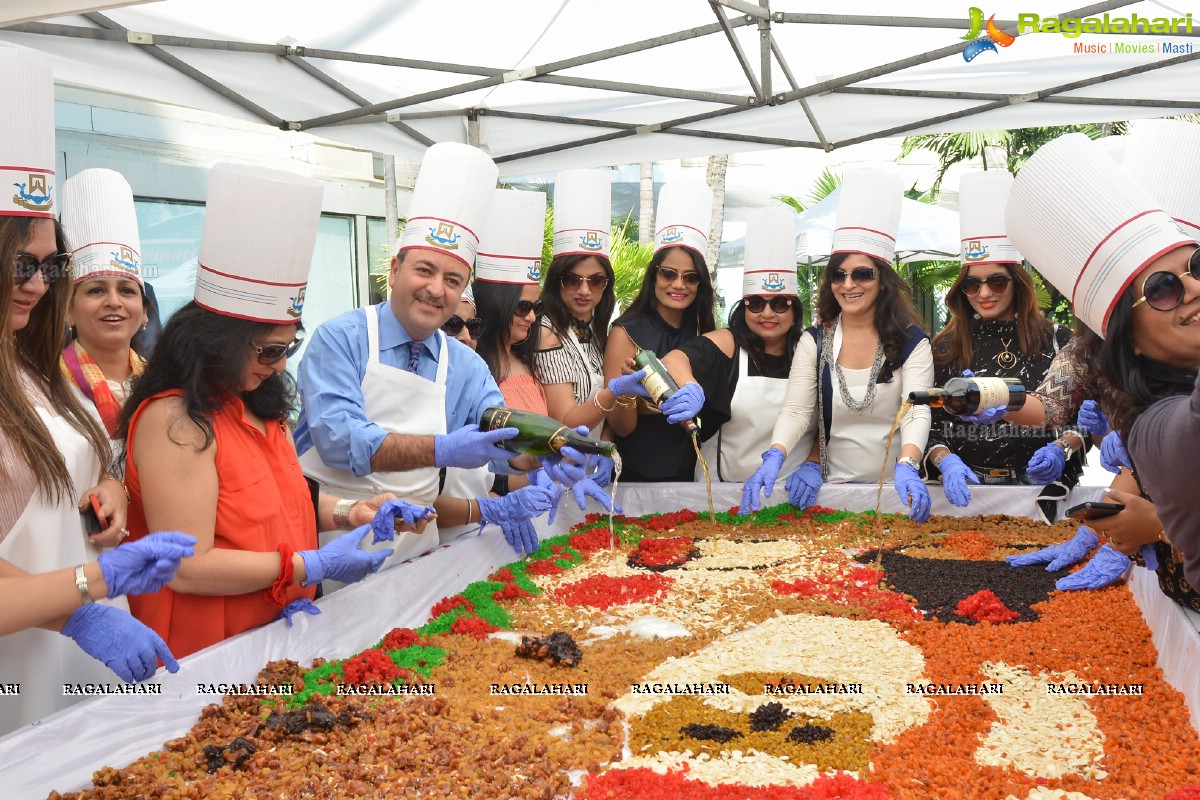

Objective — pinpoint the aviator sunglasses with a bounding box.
[656,266,702,286]
[829,266,879,284]
[960,274,1013,297]
[1132,248,1200,312]
[744,295,794,314]
[561,273,609,290]
[249,333,304,365]
[13,253,71,285]
[514,299,544,317]
[442,314,484,339]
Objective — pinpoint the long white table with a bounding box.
[6,482,1198,799]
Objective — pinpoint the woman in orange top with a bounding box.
[120,303,417,657]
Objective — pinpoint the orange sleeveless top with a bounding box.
[499,373,548,416]
[125,390,316,659]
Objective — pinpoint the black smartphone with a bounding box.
[81,494,108,536]
[1065,501,1125,521]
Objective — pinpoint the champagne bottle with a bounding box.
[908,376,1026,416]
[479,407,615,457]
[633,350,698,433]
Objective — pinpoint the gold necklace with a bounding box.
[995,337,1018,369]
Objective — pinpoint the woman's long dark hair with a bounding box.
[538,253,616,353]
[0,217,112,501]
[472,279,538,384]
[1097,291,1199,436]
[728,296,805,371]
[933,262,1054,371]
[613,246,717,334]
[118,301,297,449]
[816,252,926,374]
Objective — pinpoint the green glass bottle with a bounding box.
[633,350,698,433]
[479,406,615,457]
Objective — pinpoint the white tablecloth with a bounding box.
[8,481,1200,799]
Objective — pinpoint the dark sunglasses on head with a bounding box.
[561,273,608,289]
[442,314,484,339]
[657,266,702,286]
[1132,248,1200,312]
[13,253,71,286]
[960,274,1013,297]
[744,295,794,314]
[513,299,544,317]
[250,334,304,365]
[829,266,879,284]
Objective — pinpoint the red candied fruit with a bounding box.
[579,766,889,799]
[525,559,566,576]
[569,527,618,554]
[449,615,498,640]
[1166,785,1200,800]
[954,589,1019,623]
[429,594,474,619]
[554,573,674,610]
[492,583,533,602]
[380,627,425,651]
[341,649,405,686]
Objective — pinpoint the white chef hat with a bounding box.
[654,179,713,259]
[831,168,903,262]
[1007,133,1193,337]
[1092,135,1129,165]
[395,143,498,270]
[0,47,56,219]
[475,188,547,285]
[553,169,611,259]
[1123,120,1200,241]
[742,206,798,297]
[194,163,324,324]
[61,168,143,286]
[958,171,1022,265]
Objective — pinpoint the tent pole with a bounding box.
[384,156,398,268]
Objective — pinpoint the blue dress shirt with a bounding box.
[294,302,503,477]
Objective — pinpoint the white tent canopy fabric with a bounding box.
[2,0,1198,176]
[720,187,961,267]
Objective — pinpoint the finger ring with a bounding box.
[118,528,130,541]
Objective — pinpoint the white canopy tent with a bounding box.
[719,187,961,268]
[1,0,1197,176]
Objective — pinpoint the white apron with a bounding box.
[436,466,494,545]
[299,309,446,583]
[698,349,811,482]
[0,399,128,736]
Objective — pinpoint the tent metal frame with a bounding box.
[6,0,1199,164]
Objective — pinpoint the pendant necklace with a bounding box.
[995,337,1018,369]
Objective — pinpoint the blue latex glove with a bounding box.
[569,477,623,514]
[1005,525,1098,570]
[539,438,590,488]
[478,484,557,526]
[738,448,786,515]
[370,499,436,544]
[1025,441,1067,484]
[499,519,540,555]
[956,369,1009,425]
[278,598,321,626]
[1100,430,1131,474]
[893,462,932,523]
[300,525,392,585]
[784,462,823,511]
[937,454,979,508]
[661,382,704,426]
[528,468,568,526]
[607,368,651,400]
[1076,399,1109,437]
[61,603,178,682]
[588,455,614,488]
[1139,543,1159,572]
[1055,544,1130,591]
[98,531,196,598]
[434,424,520,470]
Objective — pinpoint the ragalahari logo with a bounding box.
[962,7,1017,61]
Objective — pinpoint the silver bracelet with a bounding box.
[74,565,94,605]
[332,498,356,530]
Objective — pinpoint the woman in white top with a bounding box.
[739,252,934,521]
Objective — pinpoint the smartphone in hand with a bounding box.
[81,493,108,536]
[1065,501,1125,521]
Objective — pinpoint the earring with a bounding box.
[972,312,981,320]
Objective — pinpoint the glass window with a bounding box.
[366,216,392,306]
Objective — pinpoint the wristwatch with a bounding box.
[896,456,921,471]
[1054,438,1077,460]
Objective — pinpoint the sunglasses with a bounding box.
[13,253,71,286]
[960,274,1013,297]
[744,295,794,314]
[657,266,702,286]
[513,299,544,317]
[561,273,608,290]
[442,314,484,339]
[829,266,879,284]
[249,334,304,365]
[1132,248,1200,312]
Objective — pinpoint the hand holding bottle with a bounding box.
[434,424,520,469]
[607,369,651,400]
[661,382,704,426]
[956,369,1007,425]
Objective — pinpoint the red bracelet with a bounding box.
[264,543,295,607]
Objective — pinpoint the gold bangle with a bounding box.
[465,499,474,526]
[614,395,638,409]
[101,473,129,500]
[592,391,615,415]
